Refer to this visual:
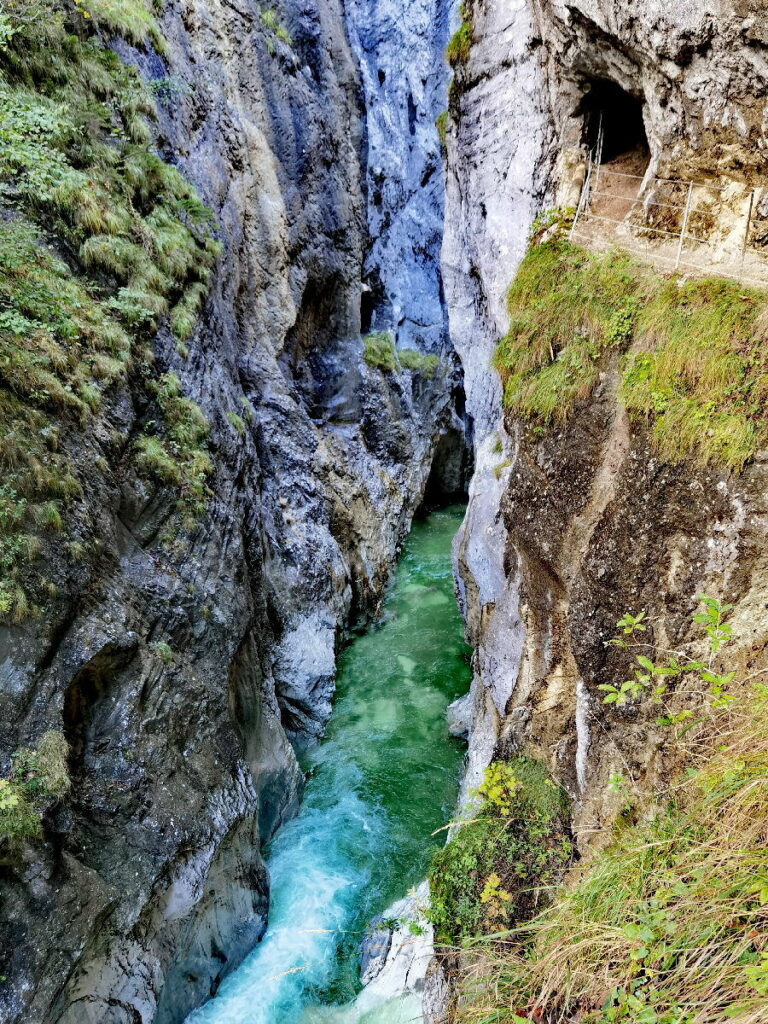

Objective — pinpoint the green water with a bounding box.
[188,505,470,1023]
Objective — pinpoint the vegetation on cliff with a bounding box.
[428,758,573,945]
[448,599,768,1024]
[446,2,474,67]
[0,730,69,847]
[363,330,441,378]
[493,230,768,471]
[0,0,218,621]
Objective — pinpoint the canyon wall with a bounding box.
[0,0,459,1021]
[445,0,768,841]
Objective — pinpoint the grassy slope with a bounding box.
[452,679,768,1024]
[493,238,768,471]
[0,0,219,621]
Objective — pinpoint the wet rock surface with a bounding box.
[344,0,452,350]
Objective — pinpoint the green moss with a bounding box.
[0,2,219,620]
[446,3,473,66]
[428,757,572,945]
[495,239,768,470]
[135,372,212,523]
[363,331,398,372]
[398,348,441,378]
[0,730,70,844]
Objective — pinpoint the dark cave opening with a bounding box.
[581,77,648,164]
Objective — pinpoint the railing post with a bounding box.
[675,181,694,270]
[594,112,604,194]
[741,188,756,276]
[570,155,593,243]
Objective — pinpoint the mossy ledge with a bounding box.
[363,330,441,378]
[0,0,220,622]
[493,234,768,471]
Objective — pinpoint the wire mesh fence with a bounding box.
[570,159,768,289]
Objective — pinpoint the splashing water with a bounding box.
[186,506,471,1024]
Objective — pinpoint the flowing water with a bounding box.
[186,505,471,1024]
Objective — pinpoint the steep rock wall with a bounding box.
[445,0,768,828]
[0,1,460,1022]
[344,0,451,351]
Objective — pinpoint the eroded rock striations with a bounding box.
[0,0,463,1021]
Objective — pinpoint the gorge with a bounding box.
[1,1,767,1023]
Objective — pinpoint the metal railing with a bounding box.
[569,157,768,288]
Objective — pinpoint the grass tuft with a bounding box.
[446,2,474,66]
[363,331,398,372]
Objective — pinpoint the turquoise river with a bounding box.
[186,505,472,1024]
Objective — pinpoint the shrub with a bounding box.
[428,758,572,945]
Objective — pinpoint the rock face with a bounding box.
[444,0,768,839]
[0,1,461,1022]
[344,0,452,351]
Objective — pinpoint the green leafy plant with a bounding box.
[598,596,737,721]
[260,8,292,47]
[428,758,572,944]
[135,372,212,526]
[397,348,440,378]
[436,110,449,146]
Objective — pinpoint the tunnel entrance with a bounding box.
[581,78,648,165]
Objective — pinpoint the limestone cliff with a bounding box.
[444,0,768,841]
[0,1,461,1021]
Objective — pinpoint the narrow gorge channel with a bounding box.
[187,507,470,1024]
